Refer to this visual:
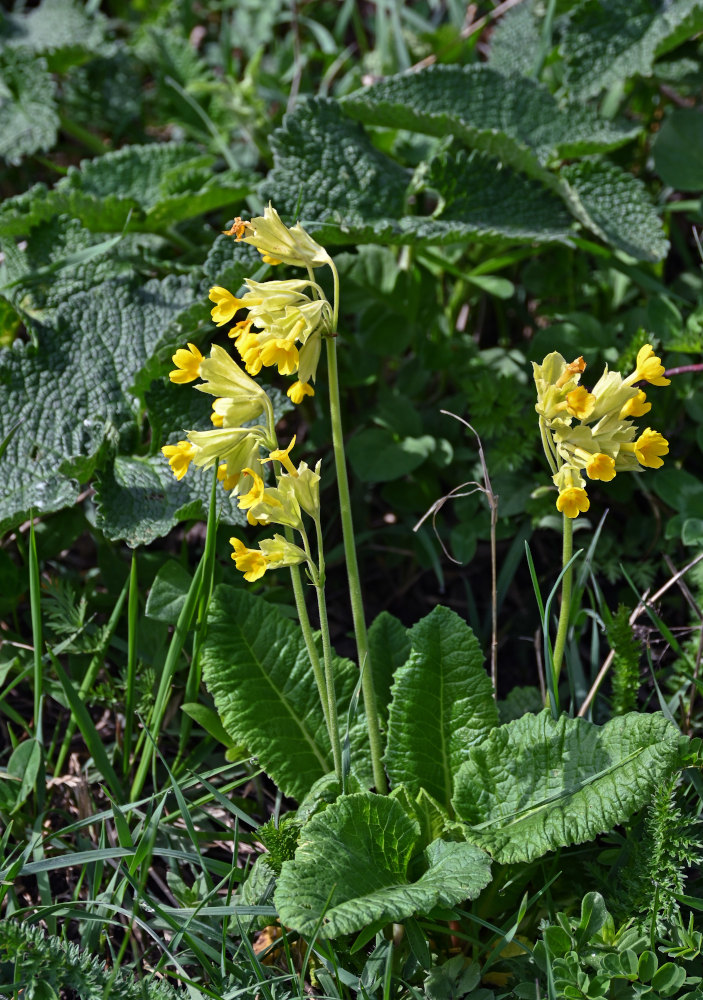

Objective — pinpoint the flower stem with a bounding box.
[324,264,387,792]
[312,571,343,783]
[287,557,332,735]
[550,513,573,711]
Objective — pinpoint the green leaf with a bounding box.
[0,48,58,165]
[0,0,106,65]
[201,586,371,801]
[452,711,682,864]
[367,611,410,728]
[341,65,638,177]
[560,0,703,99]
[488,0,542,77]
[0,274,197,534]
[347,427,434,482]
[145,561,193,623]
[423,148,575,247]
[385,606,498,810]
[653,108,703,191]
[275,792,492,938]
[6,739,42,812]
[94,455,246,548]
[561,160,669,262]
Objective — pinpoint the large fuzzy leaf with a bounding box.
[264,100,577,249]
[341,65,638,177]
[452,711,683,864]
[201,586,372,801]
[384,606,498,810]
[275,792,492,938]
[0,48,58,165]
[0,274,196,534]
[560,160,669,262]
[560,0,703,99]
[367,611,410,728]
[0,0,106,65]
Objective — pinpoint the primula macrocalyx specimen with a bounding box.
[556,487,590,518]
[169,343,203,384]
[634,428,669,468]
[265,437,298,478]
[228,533,308,582]
[536,343,671,519]
[209,286,246,326]
[228,203,332,269]
[162,441,196,480]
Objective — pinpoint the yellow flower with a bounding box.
[620,389,651,419]
[265,436,297,477]
[211,405,224,427]
[229,538,268,582]
[209,286,246,327]
[236,203,332,269]
[287,380,315,404]
[169,343,203,384]
[162,441,196,480]
[586,453,616,482]
[566,385,595,420]
[634,428,669,468]
[556,486,590,518]
[217,464,238,490]
[259,337,300,376]
[237,468,287,526]
[626,344,671,387]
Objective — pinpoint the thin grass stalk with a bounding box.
[123,552,139,774]
[28,514,43,742]
[53,576,129,777]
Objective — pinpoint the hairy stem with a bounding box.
[550,513,573,711]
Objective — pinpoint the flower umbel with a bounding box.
[536,343,671,519]
[229,203,332,269]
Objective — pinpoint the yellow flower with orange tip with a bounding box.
[231,203,332,269]
[259,337,299,376]
[230,538,268,582]
[209,286,247,327]
[557,486,590,518]
[288,381,315,404]
[162,440,196,480]
[620,389,651,419]
[169,343,203,384]
[634,428,669,468]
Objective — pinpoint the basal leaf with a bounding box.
[275,792,492,938]
[0,0,106,67]
[560,160,669,262]
[201,586,372,801]
[0,48,58,165]
[653,108,703,191]
[341,65,638,177]
[367,611,410,728]
[560,0,703,99]
[452,711,683,864]
[385,605,498,810]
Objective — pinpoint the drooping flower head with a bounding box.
[536,343,671,518]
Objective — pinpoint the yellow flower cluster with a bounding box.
[535,344,671,518]
[162,204,328,583]
[211,204,333,404]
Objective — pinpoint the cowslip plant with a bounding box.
[162,210,689,944]
[534,345,671,709]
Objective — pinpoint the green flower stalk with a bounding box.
[534,344,671,706]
